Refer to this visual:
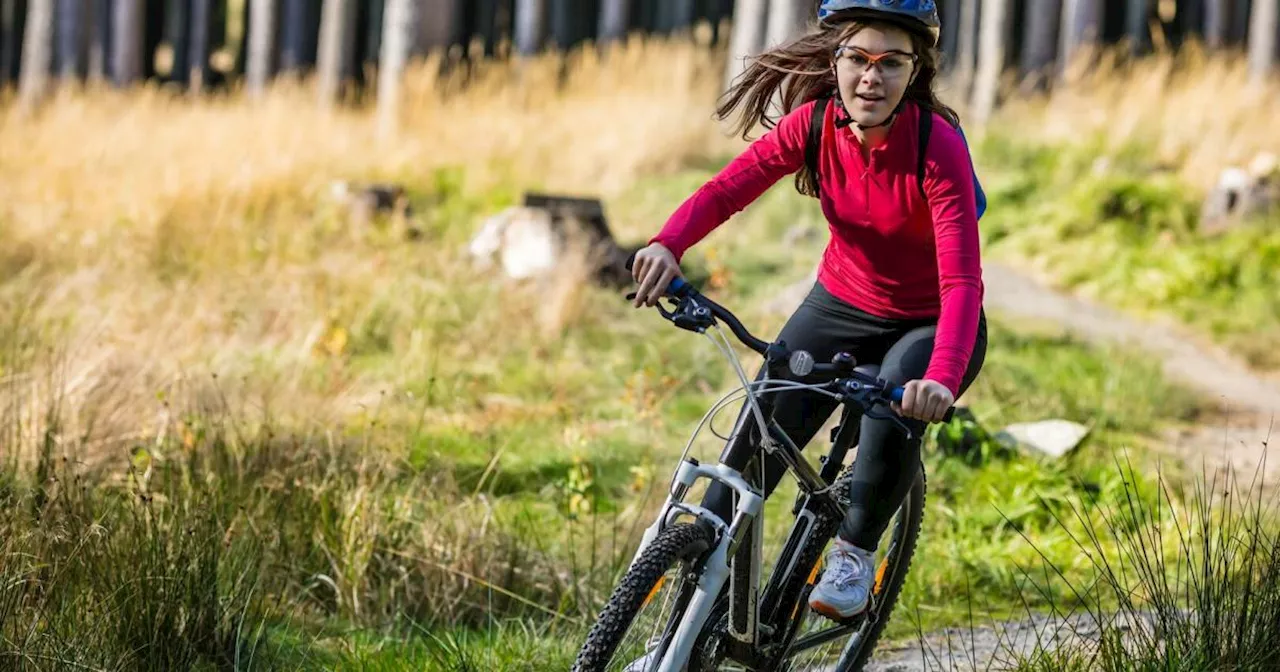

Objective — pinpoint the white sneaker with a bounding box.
[807,537,876,620]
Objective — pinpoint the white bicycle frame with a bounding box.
[622,322,851,672]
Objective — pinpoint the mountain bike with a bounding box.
[571,272,952,671]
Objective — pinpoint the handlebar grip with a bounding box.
[888,387,956,424]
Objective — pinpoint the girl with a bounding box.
[630,0,987,620]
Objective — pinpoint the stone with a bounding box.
[468,192,641,288]
[1199,152,1279,236]
[995,419,1091,459]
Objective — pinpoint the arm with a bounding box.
[921,116,985,397]
[650,101,816,261]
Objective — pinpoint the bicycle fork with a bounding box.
[626,458,764,672]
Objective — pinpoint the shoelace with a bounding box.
[828,549,870,590]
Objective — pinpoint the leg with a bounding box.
[699,284,887,526]
[837,313,988,550]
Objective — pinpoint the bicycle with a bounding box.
[571,271,953,672]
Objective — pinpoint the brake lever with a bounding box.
[656,297,679,320]
[863,406,915,442]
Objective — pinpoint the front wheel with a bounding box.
[572,522,715,672]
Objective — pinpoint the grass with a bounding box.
[967,45,1280,370]
[1,32,1276,671]
[975,133,1280,370]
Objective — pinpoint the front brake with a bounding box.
[862,406,916,442]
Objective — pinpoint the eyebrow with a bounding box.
[836,46,916,56]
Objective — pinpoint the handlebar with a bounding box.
[624,253,955,424]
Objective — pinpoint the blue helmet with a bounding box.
[818,0,940,44]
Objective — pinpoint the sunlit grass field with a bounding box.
[1,33,1277,669]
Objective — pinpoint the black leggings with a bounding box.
[701,281,987,551]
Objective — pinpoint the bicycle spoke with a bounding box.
[607,565,691,671]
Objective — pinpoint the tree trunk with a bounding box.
[940,0,960,64]
[765,0,807,49]
[1059,0,1103,80]
[1202,0,1229,47]
[84,0,106,82]
[1176,0,1205,47]
[187,0,210,91]
[416,0,455,53]
[56,0,85,81]
[1248,0,1278,83]
[278,0,314,73]
[972,0,1010,124]
[952,0,979,102]
[246,0,275,97]
[670,0,695,34]
[111,0,143,86]
[18,0,53,110]
[597,0,630,44]
[1020,0,1062,93]
[165,0,189,83]
[549,0,573,49]
[378,0,415,136]
[1230,0,1252,45]
[1126,0,1153,55]
[1,0,24,88]
[514,0,545,55]
[316,0,357,106]
[723,0,767,92]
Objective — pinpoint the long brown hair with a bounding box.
[716,18,960,198]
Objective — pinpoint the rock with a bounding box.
[468,192,641,288]
[329,180,420,239]
[995,419,1090,459]
[1199,152,1279,236]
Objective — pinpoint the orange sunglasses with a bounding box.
[832,46,919,77]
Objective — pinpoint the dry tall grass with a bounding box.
[987,44,1280,189]
[2,35,1278,466]
[0,37,731,464]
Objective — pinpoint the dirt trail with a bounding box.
[982,262,1277,481]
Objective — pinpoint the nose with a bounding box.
[859,66,882,89]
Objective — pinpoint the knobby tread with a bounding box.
[572,522,714,672]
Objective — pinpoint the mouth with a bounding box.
[855,93,885,103]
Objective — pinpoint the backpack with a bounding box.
[803,95,987,219]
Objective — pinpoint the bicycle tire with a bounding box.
[572,522,715,672]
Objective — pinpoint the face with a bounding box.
[833,25,918,128]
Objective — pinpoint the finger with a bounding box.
[902,382,922,420]
[915,387,934,422]
[631,255,647,284]
[635,263,660,307]
[649,266,678,307]
[925,395,944,423]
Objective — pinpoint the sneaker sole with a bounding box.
[808,596,867,621]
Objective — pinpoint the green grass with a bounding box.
[0,148,1259,670]
[974,132,1280,370]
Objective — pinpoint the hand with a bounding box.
[631,243,683,308]
[892,379,954,423]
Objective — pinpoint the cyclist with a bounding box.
[630,0,987,621]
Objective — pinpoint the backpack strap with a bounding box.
[916,105,933,201]
[805,95,830,196]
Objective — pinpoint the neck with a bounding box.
[852,124,892,148]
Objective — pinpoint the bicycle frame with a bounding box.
[623,321,873,671]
